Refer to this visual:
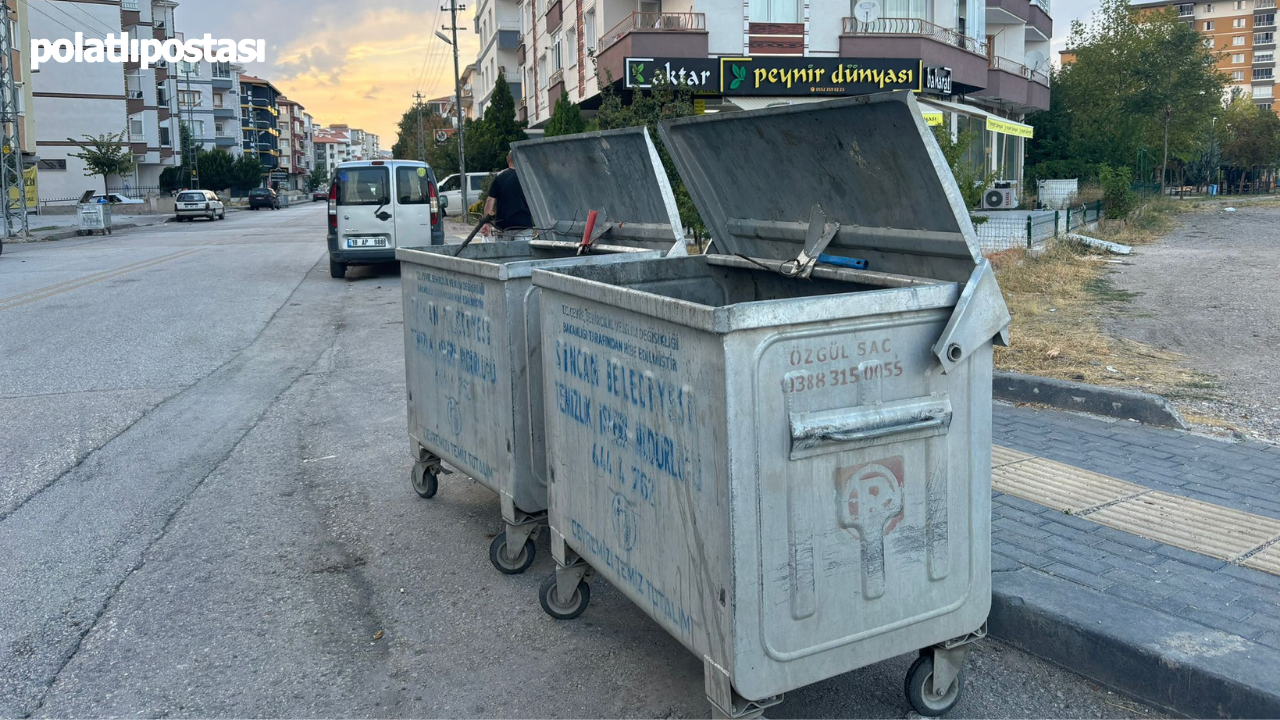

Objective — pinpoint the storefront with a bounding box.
[622,55,1031,185]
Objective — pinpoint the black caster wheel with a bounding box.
[489,531,536,574]
[905,654,964,717]
[410,462,437,499]
[539,572,590,620]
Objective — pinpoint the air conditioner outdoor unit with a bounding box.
[156,20,166,28]
[981,180,1019,210]
[156,59,168,68]
[130,91,144,99]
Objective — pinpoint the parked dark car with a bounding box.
[248,187,279,210]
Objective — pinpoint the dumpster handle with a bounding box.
[788,395,952,459]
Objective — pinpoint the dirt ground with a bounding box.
[1104,202,1280,442]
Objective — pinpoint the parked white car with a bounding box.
[89,193,144,205]
[436,172,489,216]
[174,190,226,222]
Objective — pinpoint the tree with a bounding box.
[1221,97,1280,190]
[544,92,587,137]
[231,154,264,194]
[178,122,198,186]
[67,131,136,194]
[595,71,704,246]
[391,102,448,161]
[1027,0,1224,190]
[931,125,993,218]
[159,166,184,194]
[482,73,527,155]
[304,169,327,192]
[198,150,235,193]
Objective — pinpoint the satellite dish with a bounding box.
[855,0,881,25]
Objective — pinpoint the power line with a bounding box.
[60,1,120,40]
[33,0,111,41]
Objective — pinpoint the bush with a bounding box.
[1098,164,1138,219]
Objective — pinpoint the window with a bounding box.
[551,33,563,72]
[1238,0,1246,8]
[188,119,204,137]
[336,166,389,205]
[1258,30,1276,41]
[1253,84,1273,97]
[1207,3,1216,11]
[1259,102,1273,109]
[1234,17,1248,26]
[1233,69,1246,79]
[538,54,547,87]
[213,92,224,108]
[566,27,577,66]
[585,9,597,50]
[1259,12,1276,24]
[1206,37,1216,46]
[159,126,171,147]
[281,139,289,150]
[1234,34,1247,43]
[396,166,430,204]
[177,90,200,107]
[1206,20,1216,28]
[1256,67,1274,78]
[1257,49,1275,59]
[129,118,144,142]
[749,0,801,22]
[177,60,199,75]
[1233,51,1247,61]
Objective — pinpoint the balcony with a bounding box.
[1259,0,1275,8]
[974,55,1050,111]
[840,17,989,91]
[1257,31,1276,45]
[595,12,709,86]
[546,0,562,32]
[1257,13,1277,27]
[1176,3,1195,16]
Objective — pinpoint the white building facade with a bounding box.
[176,59,242,159]
[473,0,524,117]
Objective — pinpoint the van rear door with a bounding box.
[394,166,434,248]
[335,165,393,251]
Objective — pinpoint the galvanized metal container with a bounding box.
[397,127,685,575]
[531,93,1011,718]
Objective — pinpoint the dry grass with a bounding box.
[991,200,1217,399]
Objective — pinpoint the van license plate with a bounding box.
[347,237,386,248]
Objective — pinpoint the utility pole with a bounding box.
[414,91,427,162]
[184,67,199,189]
[0,4,28,238]
[437,0,468,215]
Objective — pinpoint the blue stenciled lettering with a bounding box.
[555,339,601,388]
[556,382,592,427]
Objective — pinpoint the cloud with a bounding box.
[364,85,383,101]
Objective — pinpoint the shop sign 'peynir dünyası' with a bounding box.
[624,57,952,96]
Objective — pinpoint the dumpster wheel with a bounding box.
[904,654,964,717]
[489,531,536,574]
[539,573,590,620]
[410,461,438,499]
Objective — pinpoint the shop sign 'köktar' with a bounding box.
[624,57,952,96]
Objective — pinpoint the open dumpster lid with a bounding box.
[658,92,981,283]
[511,126,686,256]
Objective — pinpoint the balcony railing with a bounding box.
[1176,3,1195,16]
[1257,31,1276,44]
[599,12,707,52]
[989,55,1051,85]
[1258,0,1275,9]
[1257,13,1276,26]
[1030,0,1050,14]
[212,62,233,79]
[497,20,521,31]
[842,17,988,56]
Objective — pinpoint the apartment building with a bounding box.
[32,0,183,199]
[176,60,242,158]
[1137,0,1277,111]
[460,63,478,120]
[327,124,379,160]
[506,0,1050,183]
[276,98,313,189]
[240,75,281,178]
[473,0,524,117]
[313,127,351,180]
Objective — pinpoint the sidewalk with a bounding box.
[988,402,1280,717]
[14,213,172,242]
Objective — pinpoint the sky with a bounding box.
[178,0,1093,147]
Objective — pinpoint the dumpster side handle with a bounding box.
[931,260,1011,375]
[788,395,953,460]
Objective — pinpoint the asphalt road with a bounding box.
[0,205,1160,719]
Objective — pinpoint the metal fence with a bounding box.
[975,200,1104,252]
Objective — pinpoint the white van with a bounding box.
[326,159,447,279]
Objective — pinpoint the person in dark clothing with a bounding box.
[482,152,534,240]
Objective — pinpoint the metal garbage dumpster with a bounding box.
[397,127,686,575]
[77,191,112,236]
[531,93,1011,718]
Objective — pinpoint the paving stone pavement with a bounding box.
[991,403,1280,651]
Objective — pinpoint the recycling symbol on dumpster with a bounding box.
[446,396,463,437]
[834,456,905,599]
[612,492,639,552]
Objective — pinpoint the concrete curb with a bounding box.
[993,371,1188,429]
[13,220,163,244]
[991,567,1280,718]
